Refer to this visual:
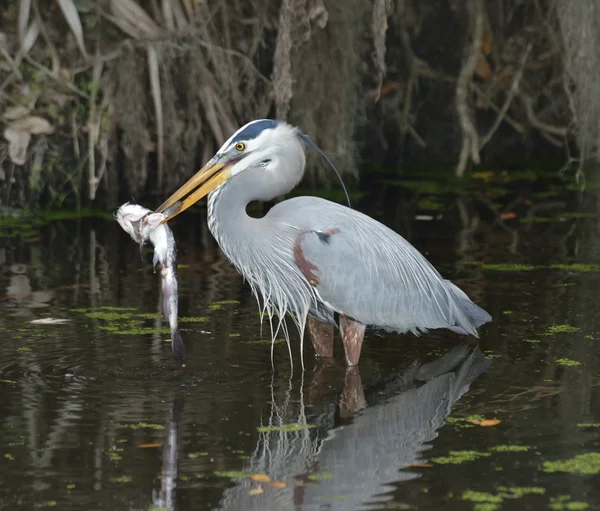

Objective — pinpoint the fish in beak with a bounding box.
[155,157,233,223]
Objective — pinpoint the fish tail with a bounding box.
[171,328,185,359]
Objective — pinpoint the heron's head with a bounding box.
[156,120,306,222]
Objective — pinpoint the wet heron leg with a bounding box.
[339,316,366,366]
[306,316,334,358]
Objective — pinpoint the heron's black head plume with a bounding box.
[296,132,352,208]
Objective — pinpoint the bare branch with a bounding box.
[455,0,484,177]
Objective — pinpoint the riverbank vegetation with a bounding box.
[0,0,597,209]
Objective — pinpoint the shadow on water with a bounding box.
[2,172,600,510]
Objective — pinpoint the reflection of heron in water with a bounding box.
[217,344,490,511]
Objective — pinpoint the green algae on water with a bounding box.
[460,487,545,511]
[555,358,582,367]
[127,422,165,431]
[432,450,491,465]
[257,422,316,433]
[308,473,334,480]
[98,306,138,311]
[489,445,531,452]
[116,327,171,335]
[550,495,590,510]
[496,486,545,497]
[542,453,600,475]
[549,264,600,273]
[243,338,287,345]
[110,475,132,483]
[480,263,537,271]
[179,316,209,323]
[546,325,580,333]
[188,452,209,459]
[214,470,247,478]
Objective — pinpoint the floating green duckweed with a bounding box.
[489,445,531,452]
[480,264,536,271]
[432,450,491,465]
[110,475,132,483]
[496,486,545,497]
[98,306,138,311]
[134,313,163,319]
[116,327,171,335]
[209,300,241,311]
[578,423,600,428]
[257,422,316,433]
[550,496,590,510]
[38,501,58,508]
[127,422,165,431]
[555,358,582,367]
[84,311,135,320]
[214,470,247,478]
[179,316,209,323]
[466,414,486,421]
[524,339,541,343]
[4,454,15,461]
[460,487,545,511]
[460,490,503,511]
[0,380,17,385]
[106,451,122,461]
[549,264,600,273]
[308,473,334,481]
[16,347,31,352]
[542,453,600,475]
[243,338,287,345]
[188,452,208,459]
[547,325,580,333]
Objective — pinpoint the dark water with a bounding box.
[2,177,600,511]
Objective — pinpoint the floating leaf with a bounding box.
[480,419,501,427]
[268,481,287,488]
[250,474,271,483]
[137,443,161,448]
[249,486,264,496]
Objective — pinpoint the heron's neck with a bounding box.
[206,179,271,261]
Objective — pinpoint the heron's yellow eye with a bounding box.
[235,142,246,151]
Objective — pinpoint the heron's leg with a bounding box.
[339,366,366,418]
[339,316,366,366]
[306,316,334,358]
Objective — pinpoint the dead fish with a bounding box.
[115,202,185,359]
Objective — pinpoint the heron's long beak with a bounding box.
[155,158,232,223]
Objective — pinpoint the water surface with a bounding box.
[1,175,600,510]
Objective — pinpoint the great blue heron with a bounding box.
[155,120,491,366]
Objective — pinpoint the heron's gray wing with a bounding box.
[292,203,490,334]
